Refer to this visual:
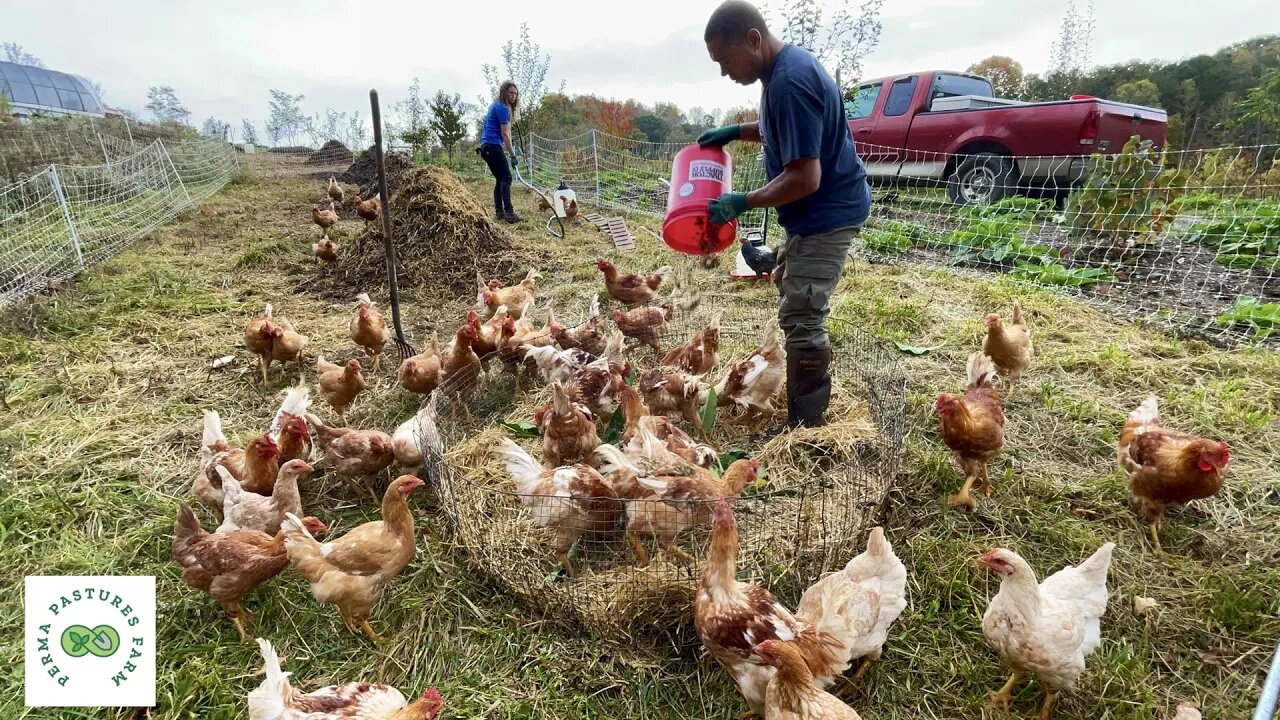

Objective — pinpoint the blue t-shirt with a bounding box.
[481,101,510,147]
[759,44,871,237]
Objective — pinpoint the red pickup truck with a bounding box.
[846,71,1168,204]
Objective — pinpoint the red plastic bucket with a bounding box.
[662,144,737,255]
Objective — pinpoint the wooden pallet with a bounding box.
[583,212,635,251]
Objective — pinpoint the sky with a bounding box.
[5,0,1278,141]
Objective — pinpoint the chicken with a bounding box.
[397,333,444,396]
[618,377,717,467]
[350,293,392,372]
[596,258,670,306]
[216,460,310,535]
[267,309,309,377]
[469,307,506,359]
[534,189,554,213]
[354,194,380,223]
[195,411,280,515]
[613,302,672,356]
[439,321,483,421]
[523,344,596,386]
[172,503,326,643]
[312,205,339,233]
[714,320,786,419]
[662,310,721,375]
[700,252,722,270]
[983,299,1033,394]
[245,303,283,384]
[752,640,862,720]
[539,380,603,467]
[598,442,758,566]
[565,197,580,222]
[978,543,1115,720]
[694,498,907,715]
[498,438,620,577]
[391,413,425,472]
[936,352,1006,510]
[498,307,553,392]
[327,176,345,205]
[250,638,443,720]
[315,356,366,424]
[641,367,710,427]
[564,330,629,418]
[307,413,396,497]
[1117,396,1229,554]
[272,406,313,465]
[313,233,340,264]
[549,295,608,357]
[477,268,540,320]
[282,475,423,641]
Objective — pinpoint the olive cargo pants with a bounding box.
[774,224,861,351]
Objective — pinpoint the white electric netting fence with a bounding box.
[526,130,1279,347]
[0,127,239,307]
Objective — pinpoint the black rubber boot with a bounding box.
[786,347,833,429]
[503,211,523,224]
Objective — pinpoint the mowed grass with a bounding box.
[0,158,1277,720]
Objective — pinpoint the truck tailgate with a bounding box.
[1091,102,1168,151]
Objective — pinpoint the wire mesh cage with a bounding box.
[417,301,906,652]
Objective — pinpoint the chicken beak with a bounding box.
[974,550,998,570]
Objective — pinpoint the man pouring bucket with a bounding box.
[699,0,873,437]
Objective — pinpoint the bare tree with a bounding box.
[342,111,370,151]
[1046,0,1095,97]
[2,42,44,67]
[481,22,564,141]
[768,0,885,89]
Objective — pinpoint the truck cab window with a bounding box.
[845,84,881,120]
[883,77,919,117]
[930,74,996,105]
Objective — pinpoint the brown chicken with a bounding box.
[469,307,507,360]
[267,309,309,377]
[714,320,786,419]
[662,310,722,375]
[618,377,717,467]
[327,176,345,205]
[548,295,607,356]
[312,205,339,233]
[354,194,380,223]
[398,333,444,396]
[1118,396,1230,553]
[270,384,313,464]
[313,233,340,264]
[498,311,554,392]
[245,304,283,385]
[640,367,710,427]
[250,639,443,720]
[439,321,482,421]
[498,438,620,577]
[307,413,396,497]
[563,330,629,418]
[983,299,1033,394]
[315,356,366,423]
[477,269,540,320]
[172,502,325,643]
[752,640,862,720]
[350,293,392,372]
[695,499,906,716]
[936,352,1006,510]
[195,411,280,515]
[282,475,423,641]
[538,380,603,467]
[596,258,670,305]
[613,302,672,355]
[216,459,310,535]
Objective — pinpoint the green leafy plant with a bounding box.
[1184,200,1280,271]
[862,219,940,255]
[1010,262,1114,287]
[1215,296,1280,337]
[700,387,718,434]
[958,196,1053,223]
[500,420,540,438]
[949,216,1055,266]
[1065,135,1190,248]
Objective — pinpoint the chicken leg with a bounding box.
[370,352,382,374]
[948,474,979,510]
[223,601,251,644]
[1036,689,1057,720]
[257,354,270,385]
[1148,514,1165,555]
[840,655,876,692]
[628,530,651,567]
[988,671,1024,710]
[977,464,993,495]
[357,619,382,643]
[662,543,696,566]
[338,603,358,634]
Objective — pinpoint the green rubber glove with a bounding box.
[509,154,518,169]
[697,124,741,148]
[708,192,749,224]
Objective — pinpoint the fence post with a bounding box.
[157,139,193,206]
[48,165,84,269]
[591,129,601,203]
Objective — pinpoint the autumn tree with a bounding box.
[967,56,1025,98]
[429,91,471,162]
[580,96,636,137]
[768,0,885,88]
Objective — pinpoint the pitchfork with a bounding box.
[370,88,415,363]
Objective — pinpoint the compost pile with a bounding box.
[342,165,542,297]
[305,139,352,165]
[338,146,414,198]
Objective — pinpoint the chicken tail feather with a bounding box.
[201,410,226,450]
[247,637,293,719]
[966,352,998,389]
[1129,396,1160,426]
[171,503,205,561]
[1011,299,1025,326]
[498,439,544,497]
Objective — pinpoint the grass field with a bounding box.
[1,157,1277,719]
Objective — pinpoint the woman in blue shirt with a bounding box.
[479,81,522,223]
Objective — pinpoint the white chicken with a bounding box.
[978,543,1115,720]
[714,319,786,419]
[695,499,908,715]
[391,412,425,472]
[523,344,597,386]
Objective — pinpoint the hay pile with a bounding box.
[305,139,351,165]
[337,146,414,199]
[341,166,543,297]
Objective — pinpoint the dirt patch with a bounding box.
[315,165,545,300]
[305,139,352,165]
[337,146,414,200]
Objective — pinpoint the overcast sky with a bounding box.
[5,0,1277,140]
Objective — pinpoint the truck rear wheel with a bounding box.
[947,153,1016,205]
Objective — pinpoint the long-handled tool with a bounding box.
[510,153,566,239]
[369,88,415,363]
